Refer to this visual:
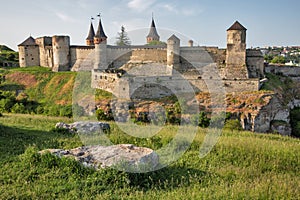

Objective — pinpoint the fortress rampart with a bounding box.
[18,20,264,97]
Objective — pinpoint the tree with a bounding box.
[147,40,166,46]
[115,26,131,46]
[271,56,286,64]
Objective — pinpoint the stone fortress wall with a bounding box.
[18,20,264,98]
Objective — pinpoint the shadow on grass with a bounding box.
[127,165,217,191]
[0,123,78,163]
[0,83,25,91]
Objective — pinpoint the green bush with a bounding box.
[166,108,180,125]
[224,119,243,131]
[290,107,300,137]
[96,108,113,121]
[59,105,73,118]
[11,103,26,114]
[192,111,210,128]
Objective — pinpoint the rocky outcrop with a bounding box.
[40,144,159,172]
[240,95,291,135]
[55,121,110,134]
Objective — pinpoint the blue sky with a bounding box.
[1,0,299,50]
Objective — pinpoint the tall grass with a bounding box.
[0,114,299,199]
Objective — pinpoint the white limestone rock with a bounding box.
[55,121,110,134]
[40,144,159,172]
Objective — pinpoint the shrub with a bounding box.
[59,105,73,118]
[224,119,243,131]
[192,111,210,128]
[11,103,26,114]
[290,107,300,137]
[0,98,15,112]
[96,108,113,121]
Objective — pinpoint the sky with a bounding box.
[0,0,299,51]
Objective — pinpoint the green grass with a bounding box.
[9,66,52,72]
[0,114,299,199]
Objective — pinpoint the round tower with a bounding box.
[167,34,180,66]
[188,40,194,47]
[52,35,70,72]
[94,17,108,70]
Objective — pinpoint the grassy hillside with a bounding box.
[2,67,75,105]
[0,114,299,199]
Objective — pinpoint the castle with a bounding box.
[18,17,264,97]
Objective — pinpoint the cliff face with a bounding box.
[196,91,293,135]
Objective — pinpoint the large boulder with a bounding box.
[39,144,159,172]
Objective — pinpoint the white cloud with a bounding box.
[127,0,156,12]
[160,3,203,16]
[162,4,178,13]
[55,12,78,23]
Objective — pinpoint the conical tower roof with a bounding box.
[147,18,160,40]
[227,21,247,31]
[95,18,107,39]
[18,36,37,46]
[86,22,95,40]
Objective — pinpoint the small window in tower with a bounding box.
[22,58,24,60]
[123,88,126,91]
[32,58,34,60]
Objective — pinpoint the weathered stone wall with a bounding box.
[70,46,94,71]
[225,30,248,79]
[18,45,40,67]
[92,70,119,93]
[246,49,264,78]
[224,79,259,93]
[265,65,300,77]
[35,37,53,68]
[130,49,166,63]
[52,36,70,72]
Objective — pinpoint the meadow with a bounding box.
[0,114,299,199]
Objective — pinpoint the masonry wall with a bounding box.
[18,46,40,67]
[106,46,167,68]
[224,79,259,93]
[265,65,300,77]
[70,46,94,71]
[35,37,53,68]
[246,49,264,78]
[225,30,248,79]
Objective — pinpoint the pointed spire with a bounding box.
[146,15,160,43]
[95,16,107,39]
[86,22,95,40]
